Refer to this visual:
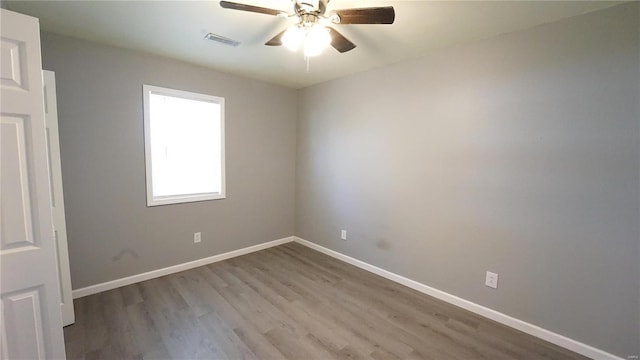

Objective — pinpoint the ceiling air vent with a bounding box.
[204,33,240,47]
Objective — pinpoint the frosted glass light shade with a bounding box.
[282,26,304,51]
[303,25,331,57]
[282,24,331,57]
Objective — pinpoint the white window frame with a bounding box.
[143,84,226,206]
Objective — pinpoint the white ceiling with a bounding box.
[7,0,624,89]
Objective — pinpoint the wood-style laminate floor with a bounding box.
[64,242,587,360]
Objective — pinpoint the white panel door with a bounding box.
[0,9,66,359]
[43,70,75,327]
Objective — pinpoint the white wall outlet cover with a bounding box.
[341,230,347,240]
[485,271,498,289]
[194,232,202,243]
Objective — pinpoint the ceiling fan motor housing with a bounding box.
[299,13,319,27]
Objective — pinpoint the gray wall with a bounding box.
[296,2,639,357]
[41,32,297,289]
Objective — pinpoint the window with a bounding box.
[143,85,225,206]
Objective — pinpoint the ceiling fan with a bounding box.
[220,0,395,56]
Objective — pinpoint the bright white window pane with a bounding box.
[144,85,225,206]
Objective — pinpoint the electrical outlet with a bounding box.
[485,271,498,289]
[341,230,347,240]
[194,232,201,243]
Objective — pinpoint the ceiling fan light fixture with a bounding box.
[303,25,331,57]
[282,23,331,57]
[282,25,304,51]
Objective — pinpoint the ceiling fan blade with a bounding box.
[265,29,286,46]
[220,1,283,16]
[328,27,356,53]
[333,6,395,24]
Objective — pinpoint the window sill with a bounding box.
[146,193,226,207]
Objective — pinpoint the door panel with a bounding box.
[0,37,28,90]
[0,9,66,359]
[1,287,46,359]
[1,116,35,250]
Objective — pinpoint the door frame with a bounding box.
[43,69,75,326]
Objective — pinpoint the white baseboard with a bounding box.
[72,236,294,299]
[293,237,622,360]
